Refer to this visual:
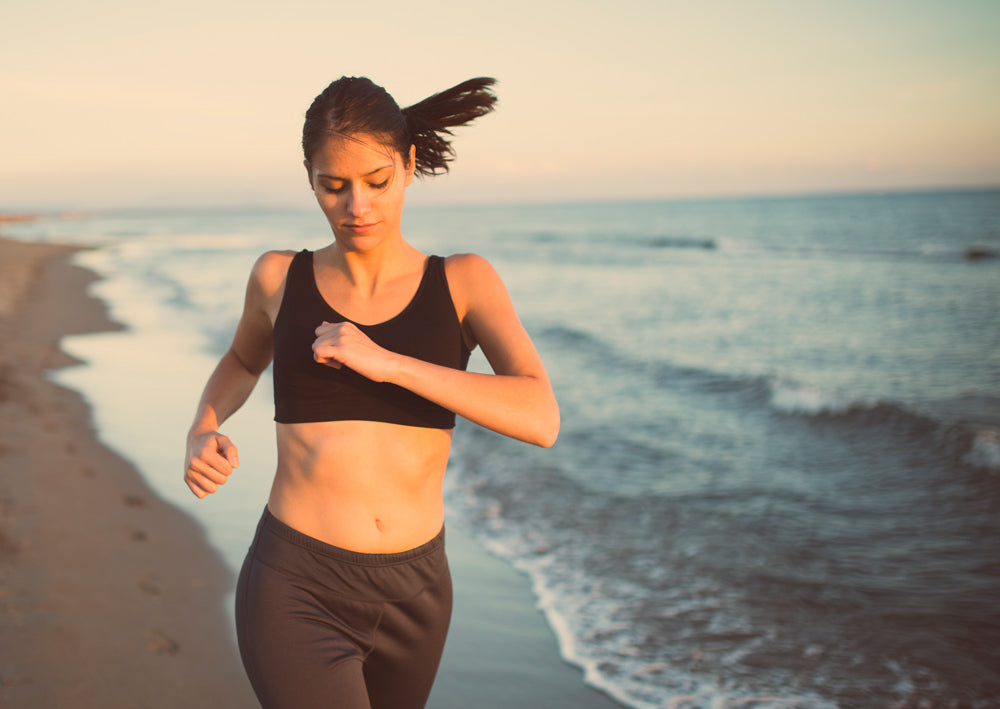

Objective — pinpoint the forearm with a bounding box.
[189,348,263,436]
[391,356,559,447]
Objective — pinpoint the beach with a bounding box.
[0,234,623,708]
[2,191,997,708]
[0,237,256,707]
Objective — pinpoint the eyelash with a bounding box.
[324,179,390,194]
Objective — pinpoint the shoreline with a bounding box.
[0,237,256,707]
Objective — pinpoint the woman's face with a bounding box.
[306,133,416,252]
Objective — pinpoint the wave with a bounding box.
[491,535,841,709]
[767,380,876,416]
[632,233,1000,263]
[965,429,1000,471]
[540,324,761,392]
[444,440,846,709]
[737,241,1000,263]
[539,325,1000,474]
[645,235,718,251]
[767,379,1000,473]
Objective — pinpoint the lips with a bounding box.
[343,222,379,233]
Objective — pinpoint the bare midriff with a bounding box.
[268,420,454,554]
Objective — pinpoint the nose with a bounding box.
[347,185,371,217]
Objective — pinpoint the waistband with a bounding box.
[259,506,445,567]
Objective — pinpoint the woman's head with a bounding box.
[302,77,407,173]
[302,76,499,178]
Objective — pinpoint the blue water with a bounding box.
[7,189,1000,708]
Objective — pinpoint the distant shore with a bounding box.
[0,213,38,224]
[0,236,256,707]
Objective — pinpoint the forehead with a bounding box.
[310,133,399,173]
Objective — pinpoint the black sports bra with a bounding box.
[272,250,471,428]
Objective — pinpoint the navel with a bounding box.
[374,517,385,533]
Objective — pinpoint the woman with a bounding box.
[183,76,559,709]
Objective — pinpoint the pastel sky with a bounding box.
[2,0,999,209]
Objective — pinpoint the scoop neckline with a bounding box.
[305,250,434,328]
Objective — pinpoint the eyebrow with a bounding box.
[317,165,393,180]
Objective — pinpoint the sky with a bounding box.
[2,0,999,209]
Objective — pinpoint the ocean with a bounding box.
[8,189,1000,708]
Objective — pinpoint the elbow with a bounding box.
[534,428,559,449]
[529,404,560,449]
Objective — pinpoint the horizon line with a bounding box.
[2,183,999,220]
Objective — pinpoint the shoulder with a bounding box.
[443,253,504,292]
[442,253,514,322]
[249,250,298,298]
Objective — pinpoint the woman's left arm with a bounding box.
[313,254,559,447]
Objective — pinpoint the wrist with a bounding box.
[188,415,220,441]
[385,352,415,386]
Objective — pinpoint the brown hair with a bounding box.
[302,76,498,177]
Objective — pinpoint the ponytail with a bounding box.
[402,78,498,177]
[302,76,498,178]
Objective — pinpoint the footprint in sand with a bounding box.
[123,496,149,541]
[136,573,162,597]
[146,628,180,655]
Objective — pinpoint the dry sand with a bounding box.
[0,237,256,707]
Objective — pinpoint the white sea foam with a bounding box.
[714,236,755,254]
[767,380,860,416]
[447,461,846,709]
[965,429,1000,471]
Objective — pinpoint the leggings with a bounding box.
[235,507,452,709]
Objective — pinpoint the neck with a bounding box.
[320,239,423,295]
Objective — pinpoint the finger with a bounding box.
[217,435,240,468]
[314,350,344,368]
[185,479,207,498]
[313,340,344,367]
[185,471,216,497]
[314,353,343,367]
[202,450,234,478]
[189,457,230,485]
[191,476,217,495]
[315,320,337,336]
[197,439,234,477]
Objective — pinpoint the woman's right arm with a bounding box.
[183,251,291,499]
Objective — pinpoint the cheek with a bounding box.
[317,191,342,208]
[382,183,406,209]
[316,195,344,221]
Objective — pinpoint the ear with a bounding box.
[404,144,416,186]
[304,159,314,190]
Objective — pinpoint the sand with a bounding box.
[0,237,256,708]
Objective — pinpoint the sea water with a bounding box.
[8,189,1000,708]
